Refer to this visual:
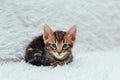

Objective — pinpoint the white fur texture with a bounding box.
[0,0,120,80]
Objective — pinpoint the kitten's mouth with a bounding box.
[52,52,69,60]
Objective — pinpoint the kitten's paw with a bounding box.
[58,62,65,66]
[50,62,58,67]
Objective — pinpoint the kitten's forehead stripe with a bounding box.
[54,31,66,42]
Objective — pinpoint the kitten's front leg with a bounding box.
[58,62,65,66]
[50,61,65,67]
[65,55,73,64]
[50,62,58,67]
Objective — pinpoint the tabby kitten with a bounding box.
[25,24,77,67]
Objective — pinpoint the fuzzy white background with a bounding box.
[0,0,120,80]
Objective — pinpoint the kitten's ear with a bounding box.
[67,25,77,41]
[43,24,53,40]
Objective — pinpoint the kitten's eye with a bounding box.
[51,43,56,48]
[63,44,67,49]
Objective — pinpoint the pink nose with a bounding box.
[57,52,61,54]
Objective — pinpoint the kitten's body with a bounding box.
[25,35,50,66]
[25,25,76,67]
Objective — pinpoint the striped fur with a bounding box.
[25,24,76,67]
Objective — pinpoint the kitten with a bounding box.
[25,24,77,67]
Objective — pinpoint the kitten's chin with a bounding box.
[52,52,68,60]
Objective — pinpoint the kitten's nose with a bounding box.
[57,51,61,55]
[57,46,62,54]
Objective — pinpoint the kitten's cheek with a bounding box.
[46,47,50,50]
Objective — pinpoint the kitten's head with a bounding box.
[43,24,77,60]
